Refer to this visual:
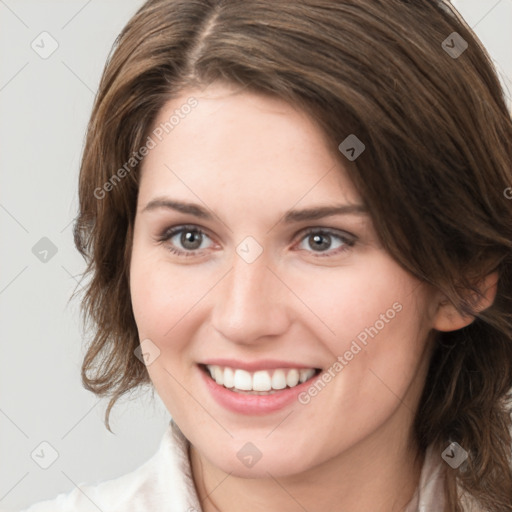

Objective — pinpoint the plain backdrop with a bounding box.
[0,0,511,510]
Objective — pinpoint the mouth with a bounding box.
[199,363,322,395]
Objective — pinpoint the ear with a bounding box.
[432,271,499,332]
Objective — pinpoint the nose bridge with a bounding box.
[211,249,289,343]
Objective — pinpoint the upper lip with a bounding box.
[200,358,321,372]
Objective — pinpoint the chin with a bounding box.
[199,439,320,479]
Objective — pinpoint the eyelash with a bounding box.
[156,224,356,259]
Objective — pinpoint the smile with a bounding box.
[201,364,321,395]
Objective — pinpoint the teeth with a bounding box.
[271,369,287,390]
[300,369,315,383]
[205,365,318,392]
[213,366,224,385]
[223,367,234,388]
[233,369,252,390]
[253,370,272,391]
[287,369,300,387]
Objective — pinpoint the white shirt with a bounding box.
[14,419,479,512]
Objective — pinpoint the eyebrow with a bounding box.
[141,197,368,223]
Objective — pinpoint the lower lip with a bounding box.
[199,365,318,415]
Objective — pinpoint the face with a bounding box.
[129,81,438,478]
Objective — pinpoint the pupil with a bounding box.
[310,233,330,251]
[181,230,202,250]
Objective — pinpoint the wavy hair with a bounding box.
[73,0,512,509]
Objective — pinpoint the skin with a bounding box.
[129,81,494,512]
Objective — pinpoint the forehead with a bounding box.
[138,82,362,209]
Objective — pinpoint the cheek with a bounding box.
[130,261,167,338]
[130,249,202,340]
[129,251,203,411]
[295,268,431,443]
[290,259,411,339]
[298,258,430,376]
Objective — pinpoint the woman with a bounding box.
[20,0,512,510]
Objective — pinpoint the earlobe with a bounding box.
[432,271,499,332]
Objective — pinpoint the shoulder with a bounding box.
[412,444,491,512]
[17,420,201,512]
[18,452,159,512]
[412,444,446,511]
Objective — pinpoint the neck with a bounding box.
[190,413,424,512]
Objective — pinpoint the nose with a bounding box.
[210,249,291,345]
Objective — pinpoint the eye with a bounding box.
[157,225,215,256]
[295,228,355,256]
[156,225,355,258]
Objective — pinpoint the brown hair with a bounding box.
[73,0,512,509]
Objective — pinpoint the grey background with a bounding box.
[0,1,511,510]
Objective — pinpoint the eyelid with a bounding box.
[157,223,213,242]
[295,226,356,244]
